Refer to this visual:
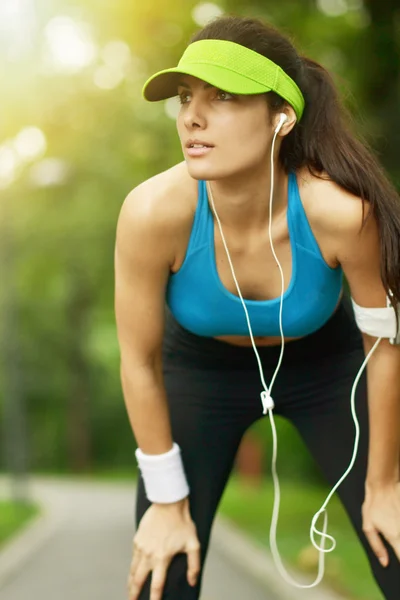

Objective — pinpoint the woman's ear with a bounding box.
[274,105,297,136]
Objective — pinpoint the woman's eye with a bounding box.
[178,93,189,104]
[177,89,233,104]
[217,90,233,100]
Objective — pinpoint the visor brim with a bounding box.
[142,63,271,101]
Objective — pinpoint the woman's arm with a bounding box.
[332,193,400,487]
[114,181,177,455]
[362,334,400,486]
[115,181,201,598]
[327,183,400,564]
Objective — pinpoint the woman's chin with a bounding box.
[184,160,211,176]
[184,158,224,180]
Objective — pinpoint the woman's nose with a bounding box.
[183,97,206,127]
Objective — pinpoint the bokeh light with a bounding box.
[101,40,131,72]
[0,143,19,188]
[317,0,348,16]
[0,0,37,60]
[28,157,70,187]
[93,65,125,90]
[192,3,224,27]
[14,127,47,163]
[42,16,97,73]
[165,97,181,120]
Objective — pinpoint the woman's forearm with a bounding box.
[121,363,174,455]
[363,337,400,488]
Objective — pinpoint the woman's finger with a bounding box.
[129,555,151,600]
[149,560,169,600]
[129,544,142,579]
[186,541,201,586]
[363,526,389,567]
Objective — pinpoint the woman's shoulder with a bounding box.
[122,160,198,232]
[118,162,199,272]
[296,166,366,238]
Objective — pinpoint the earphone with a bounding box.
[275,112,288,134]
[206,113,382,589]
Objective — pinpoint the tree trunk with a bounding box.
[362,1,400,176]
[235,431,264,487]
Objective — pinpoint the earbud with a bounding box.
[274,113,288,134]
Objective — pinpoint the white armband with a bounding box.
[135,442,190,504]
[351,296,400,345]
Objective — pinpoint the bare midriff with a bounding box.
[213,333,303,347]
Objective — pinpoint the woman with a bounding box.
[114,14,400,600]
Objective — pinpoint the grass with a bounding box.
[0,500,41,549]
[25,468,137,481]
[219,474,384,600]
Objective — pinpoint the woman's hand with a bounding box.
[127,497,201,600]
[362,481,400,567]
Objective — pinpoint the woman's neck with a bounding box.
[206,163,289,232]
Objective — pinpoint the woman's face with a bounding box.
[175,74,276,181]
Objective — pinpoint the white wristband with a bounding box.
[135,442,190,504]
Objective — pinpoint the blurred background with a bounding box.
[0,1,398,599]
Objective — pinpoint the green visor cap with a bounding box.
[142,39,305,121]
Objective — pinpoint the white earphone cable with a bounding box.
[206,116,382,588]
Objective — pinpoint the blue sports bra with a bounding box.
[166,171,343,337]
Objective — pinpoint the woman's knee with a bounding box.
[134,479,211,600]
[338,488,400,600]
[360,533,400,600]
[137,553,202,600]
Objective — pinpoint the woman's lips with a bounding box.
[186,146,214,157]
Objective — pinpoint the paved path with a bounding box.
[0,477,277,600]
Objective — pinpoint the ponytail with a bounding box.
[281,56,400,309]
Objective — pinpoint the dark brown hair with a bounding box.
[190,15,400,310]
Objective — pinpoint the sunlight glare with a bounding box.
[0,0,37,60]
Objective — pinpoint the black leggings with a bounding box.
[135,295,400,599]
